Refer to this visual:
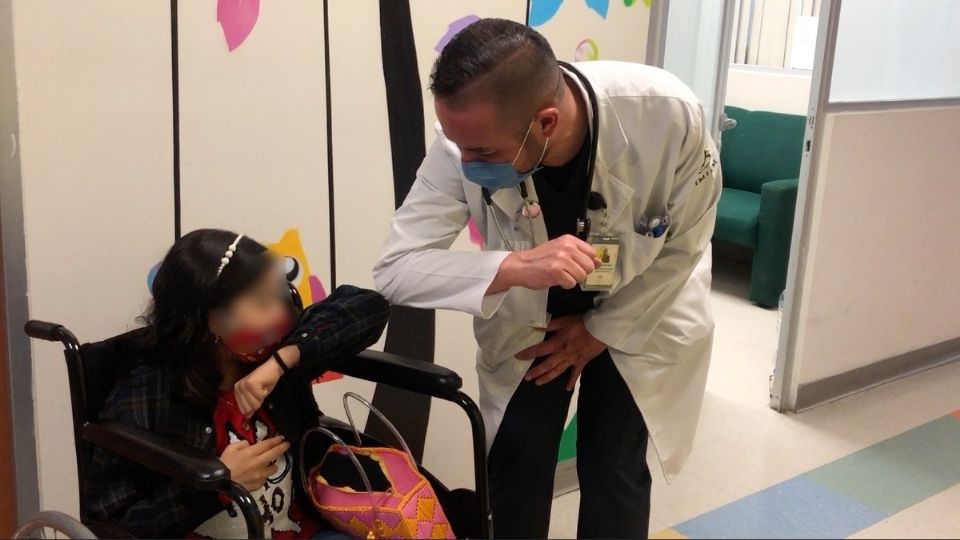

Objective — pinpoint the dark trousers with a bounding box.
[488,351,652,539]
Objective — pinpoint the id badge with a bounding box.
[582,233,620,291]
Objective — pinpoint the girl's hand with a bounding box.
[219,436,290,492]
[234,345,300,417]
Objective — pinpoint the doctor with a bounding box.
[374,19,720,539]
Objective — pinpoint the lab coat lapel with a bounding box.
[489,184,524,217]
[591,168,633,232]
[488,181,549,246]
[590,86,633,233]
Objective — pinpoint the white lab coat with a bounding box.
[374,61,721,479]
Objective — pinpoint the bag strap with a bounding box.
[300,426,382,537]
[342,391,415,462]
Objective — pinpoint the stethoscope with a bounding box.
[481,61,603,252]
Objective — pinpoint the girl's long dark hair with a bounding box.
[143,229,276,410]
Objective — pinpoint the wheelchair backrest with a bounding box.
[78,327,153,424]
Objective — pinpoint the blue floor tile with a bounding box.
[673,477,888,539]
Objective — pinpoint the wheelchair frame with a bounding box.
[25,294,492,539]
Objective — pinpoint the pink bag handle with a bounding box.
[299,426,382,535]
[342,392,415,462]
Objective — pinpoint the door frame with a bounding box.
[710,0,738,140]
[0,0,40,523]
[0,200,17,534]
[769,0,843,411]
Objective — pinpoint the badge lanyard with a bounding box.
[480,62,601,252]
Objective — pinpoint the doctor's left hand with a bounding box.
[516,315,606,391]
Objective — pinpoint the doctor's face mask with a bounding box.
[460,117,550,191]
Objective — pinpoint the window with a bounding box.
[830,0,960,102]
[730,0,821,69]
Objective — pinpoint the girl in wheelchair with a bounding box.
[83,229,390,538]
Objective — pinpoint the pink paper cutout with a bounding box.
[308,274,327,302]
[217,0,260,52]
[466,217,484,247]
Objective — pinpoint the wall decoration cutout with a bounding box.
[466,217,484,248]
[558,414,577,462]
[268,228,327,305]
[146,261,161,291]
[575,38,599,61]
[371,0,434,461]
[584,0,610,18]
[217,0,260,52]
[434,14,480,53]
[529,0,564,27]
[530,0,618,26]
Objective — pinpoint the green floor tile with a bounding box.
[804,417,960,514]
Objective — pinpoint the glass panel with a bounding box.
[830,0,960,102]
[663,0,729,136]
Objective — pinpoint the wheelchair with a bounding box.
[24,287,492,539]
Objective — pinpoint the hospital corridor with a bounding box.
[549,260,960,538]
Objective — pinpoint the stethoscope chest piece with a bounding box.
[522,201,542,219]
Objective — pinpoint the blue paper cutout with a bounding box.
[585,0,610,18]
[528,0,564,27]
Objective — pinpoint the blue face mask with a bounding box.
[461,119,549,191]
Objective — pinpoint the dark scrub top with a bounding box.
[532,134,597,318]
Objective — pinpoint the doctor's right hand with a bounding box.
[487,234,600,293]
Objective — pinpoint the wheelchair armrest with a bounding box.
[338,349,463,398]
[84,422,265,538]
[84,421,230,491]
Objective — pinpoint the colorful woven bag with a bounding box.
[301,393,455,540]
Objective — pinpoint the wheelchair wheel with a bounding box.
[13,511,97,539]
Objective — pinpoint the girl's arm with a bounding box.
[282,285,391,379]
[234,286,390,417]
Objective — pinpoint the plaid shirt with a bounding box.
[82,285,390,538]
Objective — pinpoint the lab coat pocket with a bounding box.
[617,230,667,286]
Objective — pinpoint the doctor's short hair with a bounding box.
[430,18,560,131]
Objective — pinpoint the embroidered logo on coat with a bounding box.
[696,149,718,186]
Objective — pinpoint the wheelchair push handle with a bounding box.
[25,320,72,343]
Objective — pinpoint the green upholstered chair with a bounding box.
[716,106,806,307]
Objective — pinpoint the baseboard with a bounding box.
[554,458,579,497]
[795,336,960,411]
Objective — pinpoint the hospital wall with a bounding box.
[2,0,652,518]
[8,0,176,518]
[791,104,960,403]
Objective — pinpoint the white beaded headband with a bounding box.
[216,234,244,278]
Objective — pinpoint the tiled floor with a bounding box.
[548,259,960,539]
